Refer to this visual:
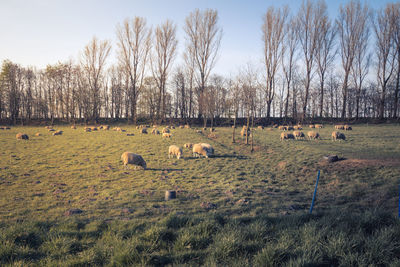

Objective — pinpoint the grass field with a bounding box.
[1,123,400,266]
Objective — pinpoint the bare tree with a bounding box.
[282,17,298,118]
[296,0,326,121]
[81,37,111,123]
[151,20,178,122]
[390,3,400,118]
[316,12,337,117]
[351,16,370,119]
[184,8,222,119]
[116,17,151,124]
[337,0,369,119]
[262,6,288,119]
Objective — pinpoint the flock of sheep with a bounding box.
[7,122,353,170]
[276,124,352,141]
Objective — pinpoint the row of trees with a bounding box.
[1,0,400,125]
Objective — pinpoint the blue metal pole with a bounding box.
[309,170,321,214]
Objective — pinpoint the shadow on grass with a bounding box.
[146,168,183,171]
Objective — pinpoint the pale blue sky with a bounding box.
[0,0,395,75]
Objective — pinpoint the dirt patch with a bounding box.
[277,161,287,170]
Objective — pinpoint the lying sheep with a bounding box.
[121,152,147,170]
[102,125,110,130]
[344,125,352,131]
[168,145,183,159]
[71,125,76,129]
[162,133,171,138]
[184,143,193,149]
[141,128,148,134]
[162,128,170,133]
[16,133,29,140]
[293,125,303,130]
[193,143,214,158]
[332,131,346,141]
[280,132,295,141]
[307,131,320,140]
[52,130,63,136]
[293,131,305,140]
[315,124,323,129]
[35,133,41,137]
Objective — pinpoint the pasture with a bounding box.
[1,124,400,266]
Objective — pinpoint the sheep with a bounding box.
[35,133,41,137]
[16,133,29,140]
[126,133,134,136]
[196,130,202,133]
[293,131,305,140]
[309,124,315,128]
[141,128,148,134]
[85,128,92,132]
[307,131,320,140]
[210,128,215,132]
[193,143,214,158]
[162,128,170,133]
[280,132,295,141]
[185,124,190,129]
[168,145,183,159]
[91,127,98,131]
[102,125,110,130]
[286,126,294,131]
[121,152,147,170]
[332,131,346,141]
[179,125,184,129]
[71,125,76,129]
[293,125,303,130]
[48,129,56,132]
[335,125,344,130]
[278,126,285,131]
[200,143,214,156]
[257,126,264,130]
[315,124,323,129]
[115,127,121,131]
[45,126,52,129]
[170,126,175,129]
[184,143,193,149]
[52,130,63,136]
[344,125,352,131]
[162,133,171,138]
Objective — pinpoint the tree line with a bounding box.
[1,0,400,126]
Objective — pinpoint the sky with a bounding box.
[0,0,395,76]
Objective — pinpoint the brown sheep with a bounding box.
[168,145,183,159]
[280,132,295,141]
[16,133,29,140]
[344,125,352,131]
[307,131,320,140]
[121,152,147,170]
[293,131,305,140]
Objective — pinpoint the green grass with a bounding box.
[0,124,400,266]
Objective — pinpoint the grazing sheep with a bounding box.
[309,124,315,128]
[278,126,285,130]
[307,131,320,140]
[102,125,110,130]
[332,131,346,141]
[344,125,352,131]
[16,133,29,140]
[162,128,170,133]
[338,132,346,140]
[71,125,76,129]
[293,131,305,140]
[280,132,295,141]
[200,143,214,156]
[141,128,148,134]
[193,143,214,158]
[91,127,98,131]
[52,130,63,136]
[335,125,344,130]
[121,152,147,170]
[315,124,323,129]
[169,145,183,159]
[162,133,171,138]
[35,133,41,137]
[184,143,193,149]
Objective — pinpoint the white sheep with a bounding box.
[121,152,147,170]
[168,145,183,159]
[193,143,212,158]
